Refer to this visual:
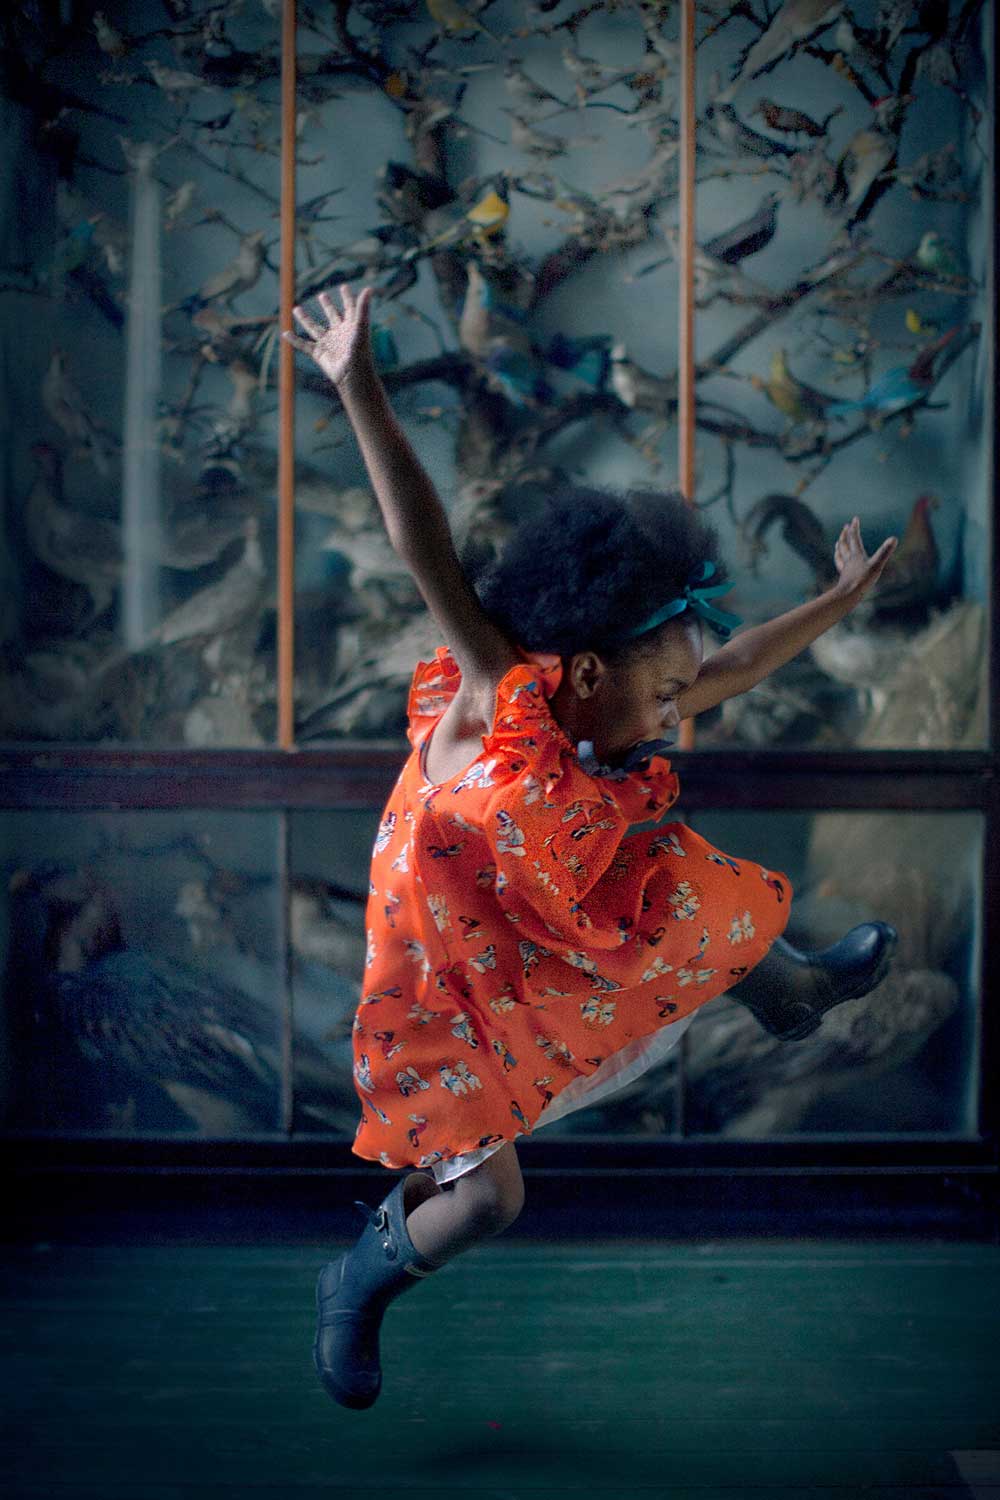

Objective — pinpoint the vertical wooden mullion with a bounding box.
[278,0,297,751]
[278,1,297,1133]
[676,0,697,1133]
[677,0,696,756]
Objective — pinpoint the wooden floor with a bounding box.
[3,1236,999,1499]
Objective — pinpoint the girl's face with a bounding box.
[552,615,704,765]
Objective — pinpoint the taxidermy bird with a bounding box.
[716,0,844,102]
[425,0,500,42]
[147,515,267,648]
[740,493,834,582]
[4,861,352,1134]
[704,100,796,160]
[751,348,838,426]
[175,229,267,312]
[741,491,942,617]
[145,59,211,101]
[610,344,678,411]
[914,230,964,279]
[24,443,122,625]
[41,349,117,474]
[826,324,960,422]
[545,332,612,389]
[750,98,838,138]
[503,58,569,114]
[702,191,781,264]
[823,115,896,220]
[653,224,772,307]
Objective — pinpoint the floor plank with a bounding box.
[4,1238,998,1498]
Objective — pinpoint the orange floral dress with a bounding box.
[351,645,792,1181]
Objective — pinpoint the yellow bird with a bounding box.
[755,348,835,426]
[425,0,499,41]
[905,306,939,337]
[465,187,509,238]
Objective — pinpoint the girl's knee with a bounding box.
[454,1156,525,1232]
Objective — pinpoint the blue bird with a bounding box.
[545,332,612,389]
[827,325,960,421]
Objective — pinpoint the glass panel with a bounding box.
[1,2,283,744]
[288,810,371,1135]
[1,811,284,1134]
[683,810,981,1138]
[688,1,992,749]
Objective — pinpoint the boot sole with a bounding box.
[766,928,898,1041]
[312,1256,382,1411]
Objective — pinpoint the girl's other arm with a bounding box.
[675,517,898,719]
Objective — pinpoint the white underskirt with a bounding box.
[429,1009,696,1185]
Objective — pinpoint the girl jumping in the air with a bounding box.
[283,284,899,1411]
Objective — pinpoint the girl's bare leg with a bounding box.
[404,1141,525,1265]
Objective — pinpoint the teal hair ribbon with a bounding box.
[624,559,742,640]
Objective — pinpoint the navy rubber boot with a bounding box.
[728,921,898,1041]
[314,1170,444,1410]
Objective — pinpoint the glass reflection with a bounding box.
[1,811,286,1134]
[684,809,981,1137]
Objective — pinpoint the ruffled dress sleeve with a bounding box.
[480,654,681,955]
[406,645,461,752]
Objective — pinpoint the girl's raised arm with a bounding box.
[284,285,520,688]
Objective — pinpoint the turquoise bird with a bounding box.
[370,324,400,372]
[914,230,964,279]
[485,340,554,407]
[827,325,960,421]
[545,332,611,389]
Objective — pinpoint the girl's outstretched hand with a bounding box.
[282,283,375,390]
[832,515,898,602]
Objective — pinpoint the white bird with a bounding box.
[609,344,678,411]
[186,229,267,310]
[717,0,844,104]
[41,351,117,475]
[146,59,211,100]
[148,516,267,648]
[24,443,121,624]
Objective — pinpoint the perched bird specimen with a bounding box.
[826,325,961,423]
[4,862,354,1134]
[702,191,781,265]
[609,343,678,412]
[866,493,941,616]
[742,491,943,617]
[458,260,550,406]
[740,493,835,582]
[24,443,122,626]
[145,58,212,102]
[545,332,612,390]
[716,0,845,102]
[750,97,839,138]
[914,229,965,279]
[148,515,267,648]
[425,0,499,43]
[704,100,796,160]
[503,58,569,114]
[174,229,267,313]
[751,348,838,427]
[653,224,773,307]
[823,104,898,223]
[41,349,118,475]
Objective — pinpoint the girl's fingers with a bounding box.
[292,304,323,339]
[282,331,313,354]
[316,289,340,324]
[339,281,354,313]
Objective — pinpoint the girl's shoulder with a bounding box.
[407,644,564,752]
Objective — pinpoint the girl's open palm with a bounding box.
[833,515,898,600]
[282,283,374,388]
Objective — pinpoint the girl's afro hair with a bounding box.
[465,484,732,661]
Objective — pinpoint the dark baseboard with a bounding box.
[6,1163,997,1245]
